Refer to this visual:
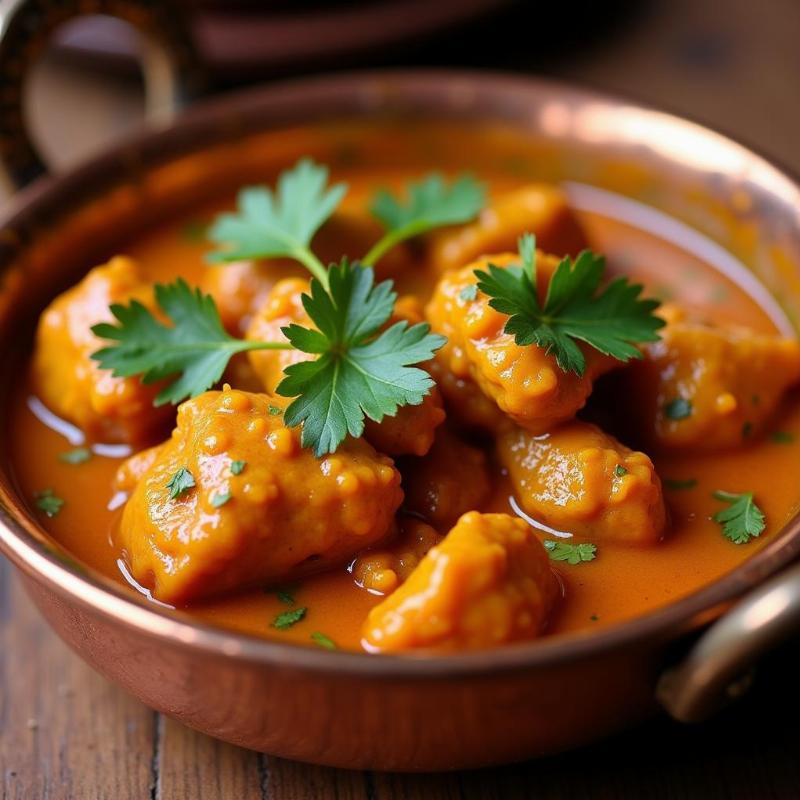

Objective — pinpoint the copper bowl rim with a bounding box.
[2,68,800,678]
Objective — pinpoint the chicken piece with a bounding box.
[201,261,277,336]
[426,253,618,434]
[499,421,667,545]
[351,518,442,595]
[246,279,445,456]
[362,512,559,652]
[427,184,587,273]
[626,306,800,451]
[118,388,403,604]
[401,427,491,528]
[32,256,172,445]
[114,444,162,493]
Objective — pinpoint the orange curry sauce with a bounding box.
[8,153,800,652]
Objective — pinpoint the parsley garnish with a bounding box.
[210,491,231,508]
[91,279,291,406]
[365,173,484,265]
[166,467,195,499]
[614,464,628,477]
[770,431,794,444]
[34,489,64,517]
[543,540,597,564]
[473,234,663,375]
[268,405,282,415]
[664,398,692,421]
[310,631,337,650]
[664,478,698,491]
[207,158,346,285]
[273,607,307,630]
[58,447,91,465]
[276,260,445,455]
[230,460,246,475]
[712,490,766,544]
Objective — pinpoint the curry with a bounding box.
[8,131,800,654]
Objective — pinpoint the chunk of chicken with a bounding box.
[118,388,403,604]
[362,512,559,652]
[246,278,445,456]
[401,427,491,528]
[427,184,587,273]
[499,421,667,545]
[426,252,618,434]
[351,517,442,595]
[32,256,172,445]
[626,306,800,451]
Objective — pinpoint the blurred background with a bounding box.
[22,0,800,179]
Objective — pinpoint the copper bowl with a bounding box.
[2,3,800,773]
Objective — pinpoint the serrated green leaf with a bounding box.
[166,467,195,499]
[712,490,765,544]
[474,236,664,376]
[207,158,345,281]
[276,260,445,456]
[91,279,288,405]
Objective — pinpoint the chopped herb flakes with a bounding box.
[543,540,597,565]
[211,491,231,508]
[310,631,337,650]
[35,489,64,517]
[230,460,246,475]
[770,431,794,444]
[268,405,283,416]
[664,398,692,420]
[166,467,195,499]
[664,478,698,491]
[58,447,92,465]
[614,464,628,477]
[272,607,307,630]
[712,490,765,545]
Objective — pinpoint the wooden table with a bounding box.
[3,0,800,796]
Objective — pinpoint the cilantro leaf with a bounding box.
[712,490,766,544]
[665,398,692,421]
[59,447,92,465]
[276,588,295,605]
[35,489,64,517]
[230,460,246,475]
[166,467,195,499]
[276,260,445,456]
[543,540,597,565]
[207,158,345,284]
[273,607,307,630]
[364,173,485,265]
[474,234,664,376]
[310,631,337,650]
[211,491,231,508]
[91,279,291,405]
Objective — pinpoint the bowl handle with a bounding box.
[0,0,205,190]
[657,560,800,722]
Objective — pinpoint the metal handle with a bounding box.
[657,560,800,722]
[0,0,205,190]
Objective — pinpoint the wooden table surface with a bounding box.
[3,1,800,797]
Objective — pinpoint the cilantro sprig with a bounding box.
[712,490,766,544]
[92,280,292,406]
[364,173,485,265]
[277,260,444,455]
[207,158,346,285]
[474,234,664,375]
[92,161,461,457]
